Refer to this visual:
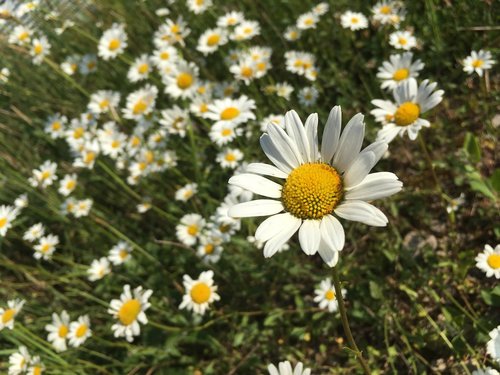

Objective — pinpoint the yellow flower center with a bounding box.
[99,99,109,109]
[394,102,420,126]
[190,282,211,304]
[73,127,84,139]
[177,72,193,89]
[52,121,61,130]
[398,37,407,45]
[87,61,96,70]
[220,107,240,121]
[0,218,7,228]
[19,31,29,41]
[380,5,391,14]
[84,152,96,164]
[187,224,198,236]
[170,24,180,33]
[204,244,214,254]
[66,180,76,190]
[221,128,232,136]
[131,136,141,147]
[133,99,148,115]
[200,103,208,113]
[351,17,359,24]
[393,68,409,81]
[487,254,500,269]
[138,63,149,74]
[119,249,129,259]
[108,39,120,51]
[160,51,169,60]
[325,290,336,301]
[75,324,87,337]
[225,153,236,162]
[40,243,50,253]
[41,170,51,180]
[207,34,220,46]
[241,66,253,78]
[304,18,314,26]
[2,308,15,323]
[282,163,343,220]
[33,366,42,375]
[118,299,141,326]
[111,140,120,148]
[34,44,43,55]
[472,59,483,68]
[58,324,69,338]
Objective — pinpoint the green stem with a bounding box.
[332,267,371,375]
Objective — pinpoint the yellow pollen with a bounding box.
[160,51,169,60]
[58,324,69,338]
[282,163,343,220]
[40,243,50,253]
[119,249,129,259]
[221,128,232,136]
[138,162,147,171]
[325,290,336,301]
[75,324,87,338]
[257,62,266,71]
[87,61,96,70]
[66,180,76,190]
[0,218,6,228]
[111,140,120,148]
[200,104,208,113]
[71,63,77,72]
[196,0,204,5]
[197,86,206,94]
[393,68,409,81]
[34,44,43,55]
[171,24,180,33]
[99,99,109,109]
[19,31,29,41]
[204,244,214,254]
[351,17,359,24]
[133,99,148,114]
[398,37,407,45]
[84,152,95,164]
[177,72,193,89]
[73,127,84,139]
[108,39,120,51]
[380,5,391,14]
[190,282,211,304]
[304,18,314,26]
[33,366,42,375]
[487,254,500,269]
[394,102,420,126]
[187,224,198,236]
[207,34,220,46]
[472,59,483,68]
[41,170,51,180]
[52,121,61,130]
[241,66,253,78]
[290,31,298,39]
[118,299,141,325]
[145,150,154,163]
[225,153,236,162]
[243,27,252,34]
[138,63,149,74]
[220,107,240,120]
[1,308,15,323]
[131,136,141,147]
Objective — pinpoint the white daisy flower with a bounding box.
[312,2,329,16]
[26,356,44,375]
[389,30,417,50]
[196,234,223,264]
[217,11,244,28]
[30,36,51,65]
[187,0,212,14]
[58,174,78,196]
[29,160,58,188]
[229,58,259,85]
[298,87,319,107]
[372,1,402,25]
[217,148,244,169]
[72,140,100,169]
[340,11,368,31]
[79,54,98,75]
[100,131,127,159]
[297,12,319,30]
[14,194,28,209]
[197,28,228,55]
[228,106,403,266]
[33,234,59,260]
[87,257,111,281]
[179,270,220,316]
[372,78,444,142]
[98,23,127,60]
[154,17,191,47]
[463,50,495,77]
[123,84,158,120]
[8,346,31,375]
[0,299,25,331]
[108,285,152,342]
[23,223,45,242]
[88,90,120,115]
[275,82,294,100]
[446,193,465,213]
[159,105,190,137]
[260,114,285,132]
[44,113,67,138]
[284,26,302,41]
[45,310,70,352]
[205,95,256,127]
[475,244,500,279]
[176,213,206,246]
[151,46,178,69]
[175,183,198,202]
[472,368,500,375]
[0,205,19,237]
[231,20,260,41]
[268,361,311,375]
[68,315,91,347]
[108,241,133,265]
[209,122,242,146]
[73,198,93,218]
[61,54,80,75]
[487,325,500,363]
[9,25,33,45]
[314,278,346,312]
[376,52,424,91]
[284,51,316,80]
[127,54,153,82]
[137,201,152,213]
[163,61,199,99]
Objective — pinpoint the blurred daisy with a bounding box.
[275,82,294,100]
[23,223,45,242]
[0,67,10,83]
[44,113,67,138]
[34,234,59,260]
[0,299,25,330]
[123,84,158,120]
[472,368,500,375]
[108,285,152,342]
[312,2,329,16]
[8,346,31,375]
[284,26,301,42]
[475,244,500,279]
[340,11,368,30]
[79,54,98,75]
[26,356,44,375]
[197,28,228,55]
[88,90,120,115]
[260,114,285,132]
[298,87,319,107]
[128,54,153,82]
[159,105,190,137]
[45,310,70,352]
[155,17,191,47]
[176,213,205,246]
[268,361,311,375]
[61,54,80,75]
[372,78,444,142]
[487,325,500,362]
[108,241,133,265]
[175,183,198,202]
[314,278,346,312]
[58,174,78,196]
[232,20,260,41]
[137,201,152,213]
[297,12,319,30]
[205,95,256,127]
[30,36,51,65]
[372,1,402,25]
[179,270,220,315]
[376,52,424,91]
[446,193,465,213]
[463,50,495,77]
[98,23,127,60]
[228,106,402,266]
[14,194,29,209]
[29,160,58,188]
[0,205,18,237]
[9,25,33,45]
[217,11,244,28]
[209,122,242,146]
[196,234,223,264]
[187,0,212,14]
[217,148,244,169]
[87,257,111,281]
[389,31,417,50]
[68,315,91,347]
[163,61,199,99]
[72,199,93,218]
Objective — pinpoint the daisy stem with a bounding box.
[332,267,371,375]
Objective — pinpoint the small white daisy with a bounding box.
[340,11,368,31]
[205,95,256,127]
[88,90,120,115]
[475,244,500,279]
[58,174,78,196]
[268,361,311,375]
[463,50,495,77]
[33,234,59,260]
[127,54,153,82]
[23,223,45,242]
[29,160,58,188]
[68,315,91,347]
[8,346,31,375]
[98,23,127,60]
[176,213,206,246]
[197,28,228,55]
[376,52,424,91]
[187,0,212,14]
[179,270,220,316]
[108,241,133,265]
[45,310,71,352]
[297,12,319,30]
[314,278,346,313]
[30,36,51,65]
[216,148,243,169]
[87,257,111,281]
[175,183,198,202]
[389,30,417,50]
[0,205,19,237]
[487,325,500,363]
[123,84,158,120]
[0,299,25,331]
[163,61,199,99]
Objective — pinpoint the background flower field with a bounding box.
[0,0,498,374]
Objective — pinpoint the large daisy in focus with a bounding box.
[228,106,402,267]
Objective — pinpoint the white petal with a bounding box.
[260,134,294,174]
[228,199,284,218]
[345,172,403,201]
[298,219,321,255]
[332,113,365,173]
[263,216,301,258]
[321,106,341,163]
[229,174,282,198]
[343,151,376,188]
[255,213,294,242]
[284,110,311,163]
[246,163,288,179]
[334,200,388,226]
[304,113,319,162]
[318,242,339,267]
[267,123,303,167]
[320,214,345,251]
[360,140,388,164]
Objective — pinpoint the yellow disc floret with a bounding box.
[282,163,343,220]
[207,34,220,46]
[2,308,15,323]
[325,290,336,301]
[394,102,420,126]
[177,73,193,89]
[118,299,141,325]
[393,68,409,81]
[108,39,120,51]
[487,254,500,269]
[220,107,240,121]
[190,282,211,304]
[472,59,484,68]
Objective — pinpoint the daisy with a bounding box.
[79,54,98,75]
[26,357,44,375]
[312,2,329,16]
[260,114,285,132]
[340,11,368,31]
[123,84,158,120]
[137,201,152,213]
[187,0,212,14]
[0,67,10,83]
[376,52,424,91]
[108,285,152,342]
[100,131,127,159]
[472,368,500,375]
[72,140,100,169]
[298,87,319,107]
[87,257,111,281]
[463,50,495,77]
[154,17,191,47]
[297,12,319,30]
[73,198,93,217]
[163,61,199,99]
[231,20,260,41]
[175,183,198,202]
[8,25,33,45]
[127,54,153,82]
[23,223,45,242]
[159,105,190,137]
[268,361,311,375]
[275,82,294,100]
[14,194,29,209]
[229,58,258,85]
[108,241,133,265]
[475,244,500,279]
[44,113,67,138]
[446,193,465,213]
[8,346,31,375]
[389,31,417,50]
[217,148,244,169]
[0,205,19,236]
[29,160,58,188]
[228,106,402,266]
[58,174,78,196]
[176,213,206,246]
[33,234,59,260]
[151,46,178,68]
[68,315,91,347]
[284,26,301,42]
[314,278,346,312]
[98,23,127,60]
[209,122,242,146]
[0,299,25,330]
[196,234,223,264]
[45,310,70,352]
[487,325,500,362]
[205,95,256,127]
[88,90,120,115]
[61,54,80,75]
[30,36,51,65]
[372,78,444,142]
[284,51,316,79]
[372,1,401,25]
[197,28,228,55]
[217,11,244,28]
[179,270,220,316]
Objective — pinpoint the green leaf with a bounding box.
[491,169,500,192]
[369,281,383,300]
[469,180,496,200]
[463,132,481,163]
